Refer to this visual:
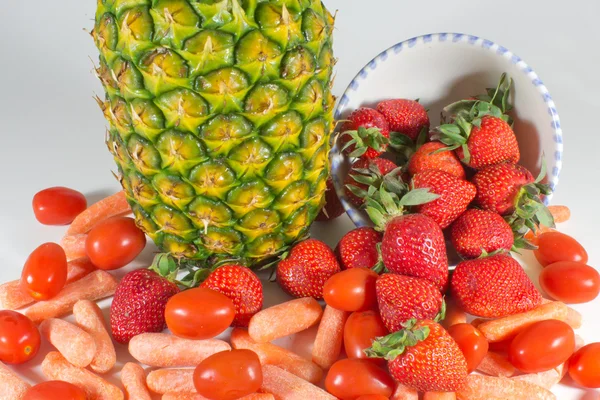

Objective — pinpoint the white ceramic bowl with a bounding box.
[331,32,563,228]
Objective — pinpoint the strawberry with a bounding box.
[450,253,542,318]
[335,227,382,270]
[200,265,263,327]
[472,163,535,215]
[376,274,443,332]
[110,268,179,344]
[450,209,514,259]
[277,239,341,299]
[376,99,430,140]
[341,107,390,159]
[316,178,345,222]
[411,170,477,229]
[407,141,465,179]
[345,157,397,208]
[366,319,468,392]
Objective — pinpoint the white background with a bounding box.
[0,1,599,399]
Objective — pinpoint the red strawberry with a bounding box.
[408,141,465,179]
[200,265,263,327]
[366,320,468,392]
[377,99,430,140]
[450,253,543,318]
[110,268,179,344]
[316,178,345,222]
[376,274,443,332]
[335,227,382,270]
[345,157,397,208]
[450,209,514,259]
[341,107,390,159]
[411,170,477,229]
[277,239,341,299]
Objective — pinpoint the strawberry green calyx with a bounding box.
[365,318,430,361]
[342,126,390,158]
[435,299,447,322]
[148,253,211,289]
[388,127,429,164]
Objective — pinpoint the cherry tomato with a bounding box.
[539,261,600,304]
[194,349,262,400]
[508,319,575,373]
[356,395,389,400]
[447,323,489,372]
[166,288,235,340]
[32,187,87,226]
[24,381,86,400]
[0,311,41,364]
[85,216,146,270]
[323,268,378,312]
[21,243,68,300]
[344,311,389,365]
[325,359,395,399]
[569,343,600,388]
[534,231,588,267]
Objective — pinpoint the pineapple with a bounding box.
[92,0,335,266]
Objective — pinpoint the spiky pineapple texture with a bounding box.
[93,0,336,266]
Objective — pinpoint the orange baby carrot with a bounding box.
[548,205,570,223]
[60,234,87,261]
[260,365,337,400]
[67,190,130,235]
[40,318,97,368]
[73,300,116,373]
[161,393,276,400]
[512,362,567,389]
[0,258,95,310]
[441,298,467,329]
[478,301,568,342]
[476,351,516,377]
[41,351,124,400]
[390,382,418,400]
[0,361,30,400]
[129,333,231,368]
[230,328,323,384]
[456,375,556,400]
[424,392,456,400]
[146,369,195,394]
[575,334,585,350]
[249,297,323,343]
[470,318,486,328]
[25,270,118,323]
[312,306,348,370]
[540,298,582,329]
[121,362,152,400]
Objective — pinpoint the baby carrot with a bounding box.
[575,334,585,350]
[260,365,337,400]
[424,392,456,400]
[540,298,582,329]
[60,234,87,261]
[66,190,130,235]
[41,351,124,400]
[26,270,118,323]
[312,306,348,370]
[512,362,567,389]
[476,351,516,377]
[73,300,116,373]
[249,297,323,343]
[40,318,97,368]
[146,369,195,394]
[441,298,467,329]
[0,361,30,400]
[390,383,418,400]
[470,318,486,328]
[129,333,231,368]
[456,375,556,400]
[161,393,276,400]
[478,301,568,342]
[121,362,152,400]
[230,328,323,384]
[548,205,570,223]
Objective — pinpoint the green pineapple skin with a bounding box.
[93,0,335,265]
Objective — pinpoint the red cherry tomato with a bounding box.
[569,343,600,388]
[0,311,41,364]
[323,268,378,312]
[85,216,146,270]
[21,243,68,300]
[534,232,588,267]
[194,349,262,400]
[344,311,389,365]
[325,359,395,399]
[539,261,600,303]
[24,381,86,400]
[508,319,575,373]
[32,187,87,225]
[447,323,489,372]
[166,288,235,340]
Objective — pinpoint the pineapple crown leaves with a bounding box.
[364,318,430,361]
[342,126,390,158]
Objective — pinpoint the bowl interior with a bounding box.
[332,33,562,228]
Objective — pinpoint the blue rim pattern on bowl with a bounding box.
[331,32,563,228]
